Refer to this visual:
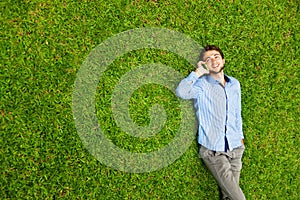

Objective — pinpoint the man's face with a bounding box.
[202,50,225,74]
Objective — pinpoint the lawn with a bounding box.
[1,0,299,199]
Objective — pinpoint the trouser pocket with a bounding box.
[199,145,215,159]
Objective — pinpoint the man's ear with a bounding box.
[223,59,225,65]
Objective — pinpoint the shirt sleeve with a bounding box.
[236,81,243,136]
[176,71,203,100]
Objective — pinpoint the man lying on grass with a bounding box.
[176,45,246,200]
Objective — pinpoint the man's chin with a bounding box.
[209,66,224,74]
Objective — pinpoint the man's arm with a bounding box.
[236,81,243,135]
[176,62,208,99]
[176,72,201,99]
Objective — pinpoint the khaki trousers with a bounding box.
[199,145,246,200]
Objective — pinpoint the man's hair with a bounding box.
[199,45,224,61]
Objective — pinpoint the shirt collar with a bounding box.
[206,74,232,86]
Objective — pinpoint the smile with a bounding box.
[212,64,220,68]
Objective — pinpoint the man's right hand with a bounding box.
[195,61,209,77]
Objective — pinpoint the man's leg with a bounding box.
[199,146,245,200]
[219,145,245,199]
[230,145,245,184]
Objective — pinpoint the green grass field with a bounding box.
[1,0,299,199]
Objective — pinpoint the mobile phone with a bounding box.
[202,63,208,70]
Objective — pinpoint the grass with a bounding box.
[1,0,299,199]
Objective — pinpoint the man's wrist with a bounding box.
[195,69,206,78]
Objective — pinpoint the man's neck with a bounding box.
[210,71,226,86]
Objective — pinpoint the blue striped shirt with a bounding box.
[176,72,244,152]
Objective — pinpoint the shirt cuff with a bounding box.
[186,71,199,84]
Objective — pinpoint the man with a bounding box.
[176,45,246,200]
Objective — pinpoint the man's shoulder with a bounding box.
[227,75,240,85]
[195,75,209,83]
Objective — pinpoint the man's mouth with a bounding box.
[212,64,220,68]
